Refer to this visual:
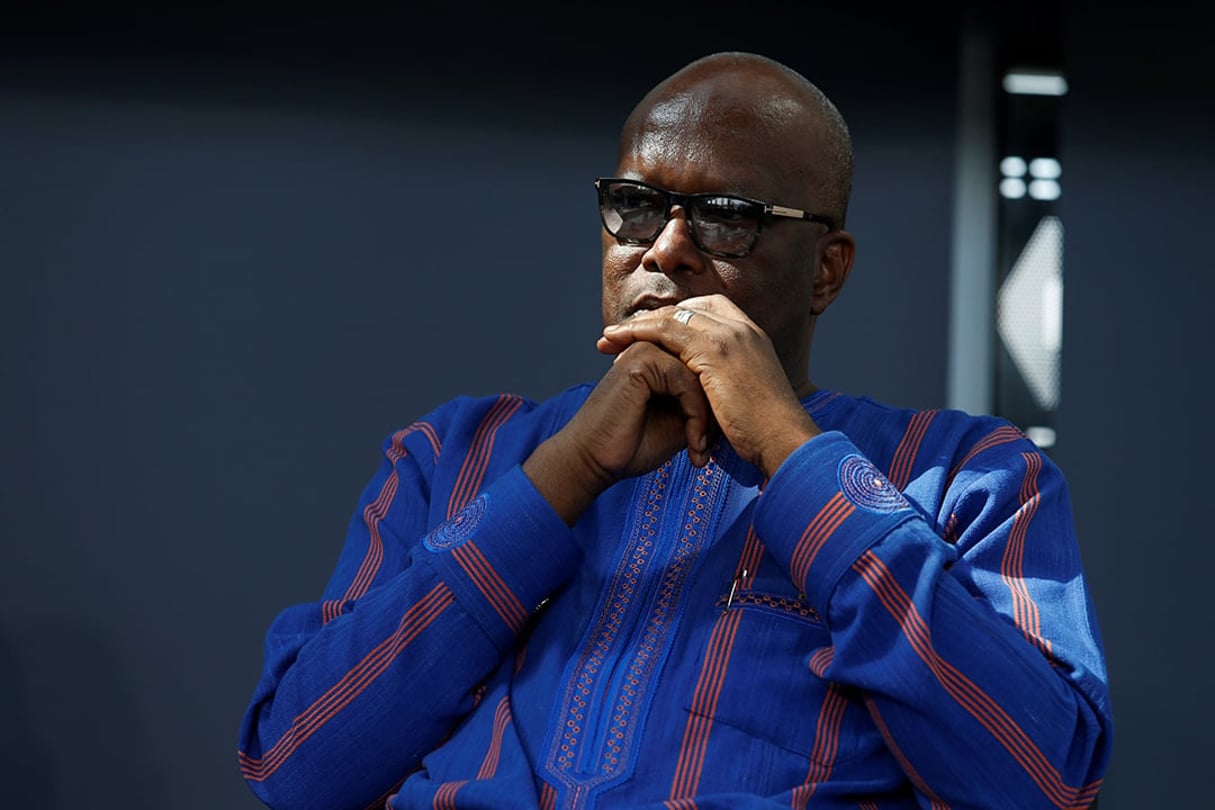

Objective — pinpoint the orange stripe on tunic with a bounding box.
[664,798,699,809]
[451,542,528,634]
[241,583,454,781]
[669,527,762,801]
[412,420,442,462]
[790,492,855,591]
[476,696,513,780]
[448,395,523,518]
[432,779,467,810]
[864,695,948,808]
[668,607,743,800]
[735,527,766,589]
[808,646,834,678]
[790,683,849,810]
[945,426,1024,489]
[887,410,937,490]
[323,424,424,623]
[1002,452,1052,657]
[941,512,960,544]
[852,551,1101,809]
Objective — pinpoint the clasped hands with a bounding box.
[523,294,820,526]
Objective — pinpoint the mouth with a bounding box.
[625,294,682,319]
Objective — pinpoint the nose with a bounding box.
[640,207,709,277]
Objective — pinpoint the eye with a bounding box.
[602,183,669,241]
[611,184,665,213]
[689,196,761,256]
[695,196,759,226]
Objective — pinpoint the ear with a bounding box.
[810,231,855,316]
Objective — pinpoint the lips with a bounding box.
[626,294,682,318]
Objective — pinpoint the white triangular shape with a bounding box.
[997,216,1063,410]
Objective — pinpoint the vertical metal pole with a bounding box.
[947,16,997,415]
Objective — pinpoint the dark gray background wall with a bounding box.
[0,4,1209,808]
[1054,5,1215,805]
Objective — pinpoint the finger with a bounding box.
[600,303,723,342]
[598,310,669,353]
[598,333,630,355]
[600,304,726,360]
[606,336,683,364]
[626,343,714,463]
[676,293,746,319]
[672,377,711,465]
[684,404,721,467]
[659,357,714,466]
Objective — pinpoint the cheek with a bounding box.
[716,264,806,336]
[601,232,635,276]
[711,264,758,310]
[600,244,636,322]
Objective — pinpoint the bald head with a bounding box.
[619,52,854,228]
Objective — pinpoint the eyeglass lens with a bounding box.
[600,181,761,257]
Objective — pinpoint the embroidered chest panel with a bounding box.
[542,456,733,806]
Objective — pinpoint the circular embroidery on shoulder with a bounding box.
[837,454,910,514]
[424,493,489,551]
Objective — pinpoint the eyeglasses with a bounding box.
[595,177,834,259]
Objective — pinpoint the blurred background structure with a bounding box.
[2,3,1210,807]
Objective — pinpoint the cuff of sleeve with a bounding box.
[420,464,582,650]
[754,431,917,615]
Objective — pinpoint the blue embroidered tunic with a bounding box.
[239,386,1112,809]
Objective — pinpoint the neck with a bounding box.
[783,332,816,400]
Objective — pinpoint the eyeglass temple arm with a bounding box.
[767,204,835,231]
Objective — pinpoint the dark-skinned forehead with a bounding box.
[618,51,853,226]
[621,56,818,151]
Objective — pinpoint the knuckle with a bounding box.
[708,332,732,356]
[626,342,659,361]
[616,345,662,379]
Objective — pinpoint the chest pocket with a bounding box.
[680,568,865,770]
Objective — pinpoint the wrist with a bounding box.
[522,431,612,526]
[757,414,821,480]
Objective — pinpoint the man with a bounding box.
[239,52,1112,809]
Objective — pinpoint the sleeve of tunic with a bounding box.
[752,425,1112,809]
[238,394,581,810]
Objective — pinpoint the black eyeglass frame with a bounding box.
[595,177,836,259]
